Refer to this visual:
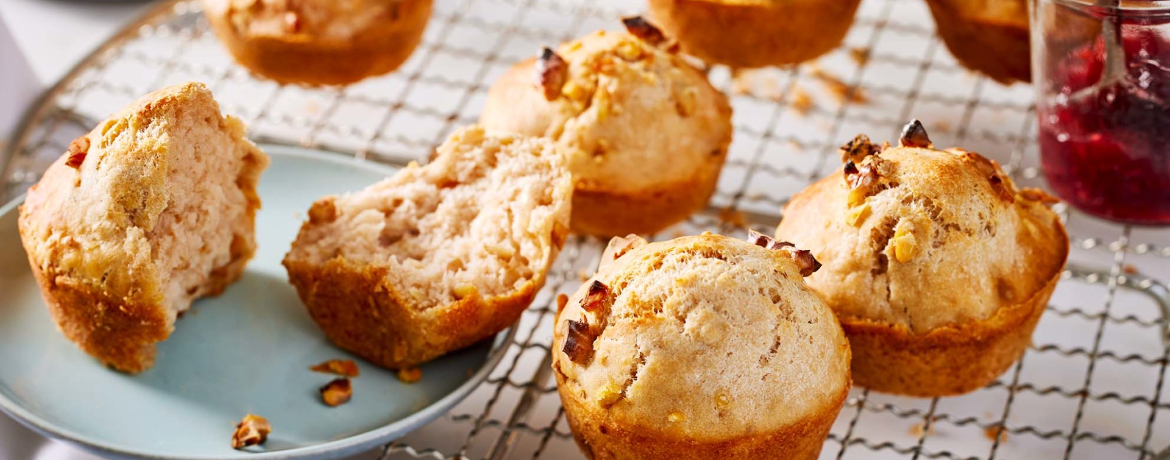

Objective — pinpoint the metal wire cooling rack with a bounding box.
[2,0,1170,459]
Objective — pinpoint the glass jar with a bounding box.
[1030,0,1170,225]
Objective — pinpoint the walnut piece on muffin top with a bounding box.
[553,233,851,440]
[777,120,1067,333]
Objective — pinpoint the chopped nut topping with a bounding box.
[65,136,90,169]
[899,119,932,148]
[310,359,359,378]
[747,231,820,276]
[839,134,881,164]
[319,378,352,407]
[581,280,612,313]
[308,199,337,224]
[621,16,667,46]
[534,47,568,101]
[601,234,646,269]
[843,155,894,207]
[231,414,271,449]
[784,248,822,277]
[562,318,595,365]
[396,367,422,383]
[746,230,794,250]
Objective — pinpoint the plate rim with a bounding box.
[0,147,517,460]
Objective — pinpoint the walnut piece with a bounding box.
[747,230,794,250]
[600,234,646,270]
[581,280,612,313]
[747,231,820,276]
[621,16,667,46]
[396,367,422,383]
[839,134,881,164]
[319,378,353,407]
[784,248,822,277]
[534,47,568,101]
[899,119,932,148]
[562,318,595,365]
[65,136,90,169]
[231,414,271,450]
[310,359,359,378]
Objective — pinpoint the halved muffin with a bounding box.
[18,82,270,373]
[647,0,863,68]
[553,233,850,459]
[776,121,1068,396]
[283,125,572,369]
[480,17,732,236]
[200,0,433,85]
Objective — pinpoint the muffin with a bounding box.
[283,125,572,369]
[646,0,863,68]
[924,0,1030,83]
[776,120,1068,396]
[18,82,270,373]
[200,0,433,85]
[480,17,733,236]
[553,233,851,459]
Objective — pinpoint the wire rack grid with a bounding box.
[1,0,1169,459]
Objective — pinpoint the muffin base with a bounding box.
[556,369,848,460]
[843,270,1060,396]
[24,251,249,374]
[284,253,547,370]
[647,0,862,68]
[924,0,1030,84]
[204,0,433,86]
[571,147,727,237]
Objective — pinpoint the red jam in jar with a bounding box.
[1037,23,1170,225]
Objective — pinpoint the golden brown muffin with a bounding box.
[924,0,1030,83]
[18,82,270,373]
[480,18,733,236]
[283,126,572,369]
[776,121,1068,396]
[647,0,863,68]
[553,233,851,459]
[200,0,433,85]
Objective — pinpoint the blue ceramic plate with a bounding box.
[0,146,511,460]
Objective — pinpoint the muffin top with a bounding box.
[552,233,850,440]
[776,121,1067,333]
[201,0,406,39]
[480,18,732,195]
